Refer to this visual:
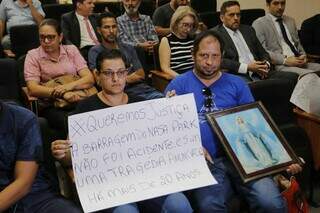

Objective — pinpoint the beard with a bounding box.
[194,62,221,80]
[104,35,116,43]
[124,2,141,15]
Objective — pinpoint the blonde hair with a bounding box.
[170,6,199,35]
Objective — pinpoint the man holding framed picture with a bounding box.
[165,30,302,212]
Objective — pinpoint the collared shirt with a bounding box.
[75,12,97,48]
[224,25,254,74]
[117,13,158,47]
[268,14,295,57]
[24,45,88,83]
[0,0,45,33]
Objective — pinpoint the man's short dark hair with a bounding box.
[72,0,85,9]
[97,12,117,27]
[266,0,273,4]
[96,49,129,72]
[220,1,240,15]
[193,30,224,56]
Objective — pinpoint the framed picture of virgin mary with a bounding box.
[206,101,302,183]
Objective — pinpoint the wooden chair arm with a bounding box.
[293,107,320,123]
[307,54,320,63]
[22,87,38,101]
[150,69,173,93]
[55,161,75,198]
[150,70,173,81]
[22,87,39,115]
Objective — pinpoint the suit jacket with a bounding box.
[61,11,100,48]
[212,24,271,74]
[300,14,320,55]
[252,14,305,65]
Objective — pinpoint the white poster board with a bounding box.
[68,94,216,213]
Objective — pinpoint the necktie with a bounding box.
[84,17,99,45]
[276,18,300,57]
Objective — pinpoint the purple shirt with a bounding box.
[24,45,88,83]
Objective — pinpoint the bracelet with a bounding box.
[50,89,55,98]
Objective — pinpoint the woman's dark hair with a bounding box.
[96,49,130,72]
[39,18,62,35]
[39,18,67,44]
[192,30,225,56]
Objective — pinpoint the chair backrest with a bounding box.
[139,0,156,16]
[10,25,39,59]
[94,2,123,16]
[248,79,296,126]
[43,3,74,23]
[191,0,217,14]
[199,11,221,29]
[156,0,170,7]
[240,8,265,26]
[0,59,21,103]
[17,55,27,87]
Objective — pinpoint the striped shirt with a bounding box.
[168,33,194,74]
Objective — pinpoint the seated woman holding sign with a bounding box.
[51,49,193,213]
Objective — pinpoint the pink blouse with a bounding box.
[24,45,88,83]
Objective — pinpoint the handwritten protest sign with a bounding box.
[68,94,216,213]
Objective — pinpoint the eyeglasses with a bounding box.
[100,69,128,78]
[202,87,212,108]
[180,22,194,29]
[39,34,57,42]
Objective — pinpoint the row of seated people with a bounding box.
[3,30,306,212]
[155,0,320,86]
[2,0,320,82]
[20,0,320,145]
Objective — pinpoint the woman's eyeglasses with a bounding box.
[202,87,212,108]
[39,34,57,42]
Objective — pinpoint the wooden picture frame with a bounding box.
[206,101,301,183]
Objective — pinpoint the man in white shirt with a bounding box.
[61,0,100,59]
[253,0,320,75]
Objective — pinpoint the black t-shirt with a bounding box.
[72,93,144,115]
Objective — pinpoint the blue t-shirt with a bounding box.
[165,71,254,158]
[0,102,50,195]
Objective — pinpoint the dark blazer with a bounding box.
[212,24,271,74]
[300,14,320,55]
[61,11,100,48]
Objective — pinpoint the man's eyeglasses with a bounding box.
[39,34,57,42]
[100,69,128,78]
[202,87,212,108]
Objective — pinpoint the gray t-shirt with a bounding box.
[0,0,45,33]
[152,3,174,28]
[88,41,143,72]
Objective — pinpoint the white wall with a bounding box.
[216,0,320,28]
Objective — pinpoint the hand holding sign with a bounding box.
[68,94,216,212]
